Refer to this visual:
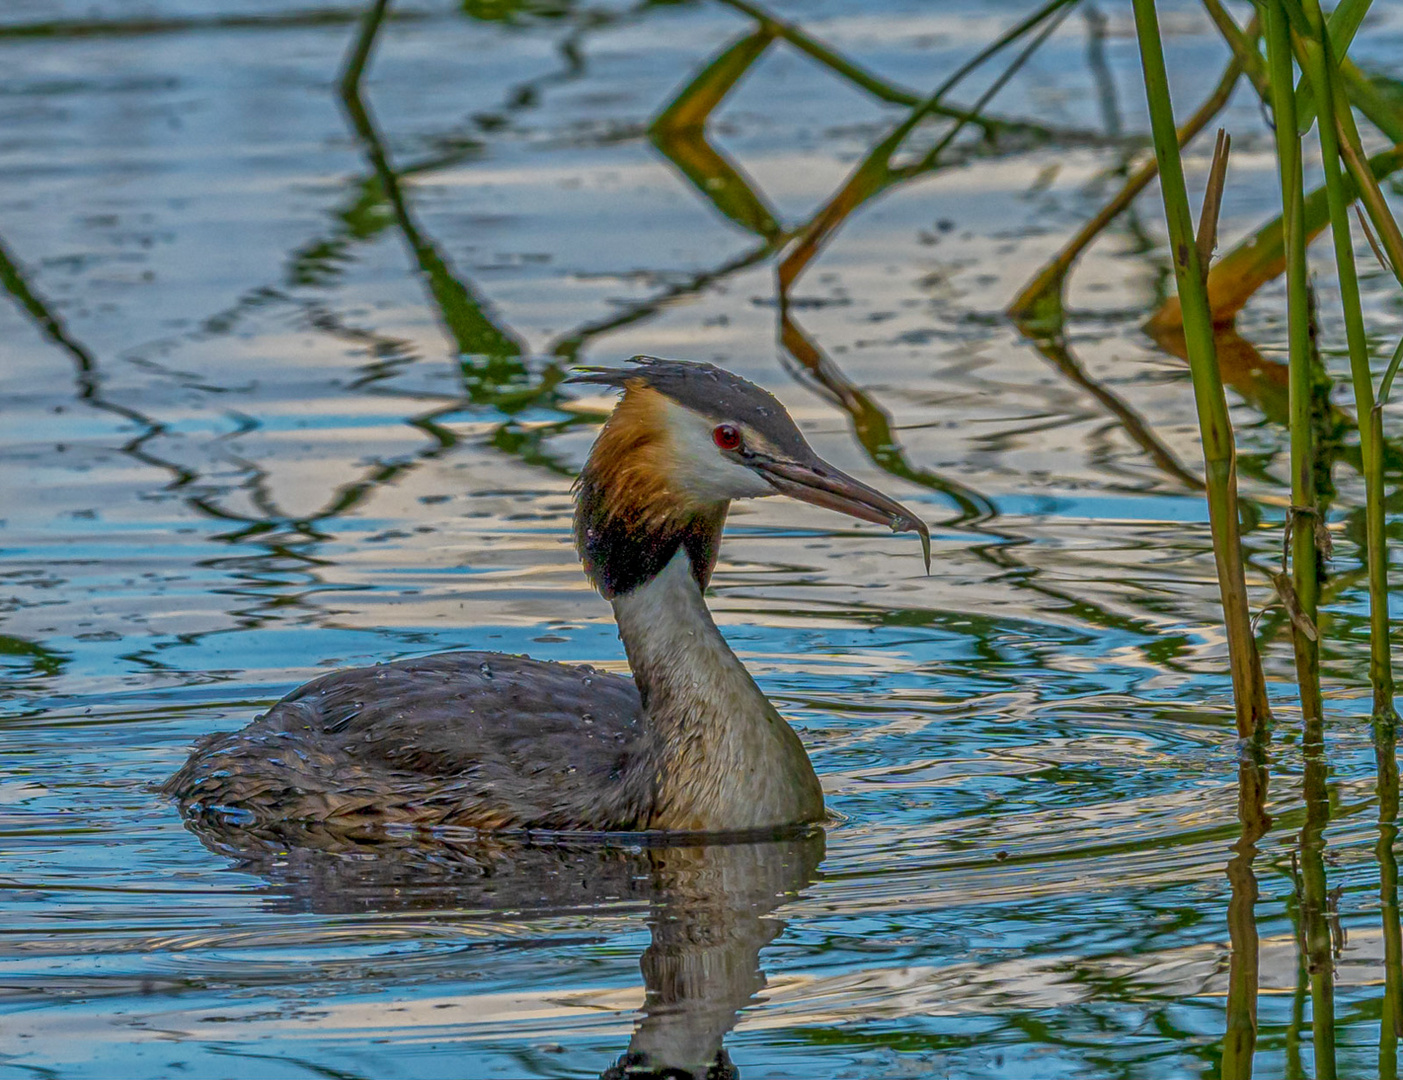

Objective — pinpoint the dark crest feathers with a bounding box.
[569,355,810,459]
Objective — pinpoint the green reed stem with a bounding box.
[1144,141,1403,335]
[1268,7,1335,1056]
[1295,0,1396,722]
[1265,0,1324,726]
[1200,0,1269,97]
[1205,0,1403,144]
[1130,0,1271,740]
[1336,58,1403,144]
[1383,338,1403,407]
[1281,2,1403,280]
[1326,79,1403,292]
[1290,0,1368,134]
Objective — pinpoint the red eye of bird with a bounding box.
[712,424,742,451]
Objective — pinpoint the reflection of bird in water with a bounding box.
[605,835,824,1080]
[165,357,927,834]
[185,817,825,1078]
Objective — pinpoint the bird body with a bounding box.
[166,651,653,830]
[165,357,927,835]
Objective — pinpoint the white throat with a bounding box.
[611,550,824,832]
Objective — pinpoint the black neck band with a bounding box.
[574,479,726,599]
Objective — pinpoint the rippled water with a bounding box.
[5,1,1403,1076]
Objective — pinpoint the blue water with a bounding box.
[4,1,1403,1076]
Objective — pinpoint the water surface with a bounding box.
[4,1,1403,1076]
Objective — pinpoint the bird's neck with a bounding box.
[573,403,823,832]
[572,384,728,600]
[611,549,824,833]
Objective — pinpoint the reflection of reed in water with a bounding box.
[1222,751,1269,1080]
[341,0,536,405]
[1295,717,1338,1080]
[1379,718,1403,1079]
[180,817,824,1079]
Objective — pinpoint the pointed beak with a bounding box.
[753,456,931,573]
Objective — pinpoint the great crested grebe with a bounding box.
[164,357,929,834]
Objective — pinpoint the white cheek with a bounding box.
[663,402,774,501]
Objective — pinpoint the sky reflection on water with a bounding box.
[4,0,1403,1076]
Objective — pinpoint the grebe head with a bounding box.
[570,356,930,598]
